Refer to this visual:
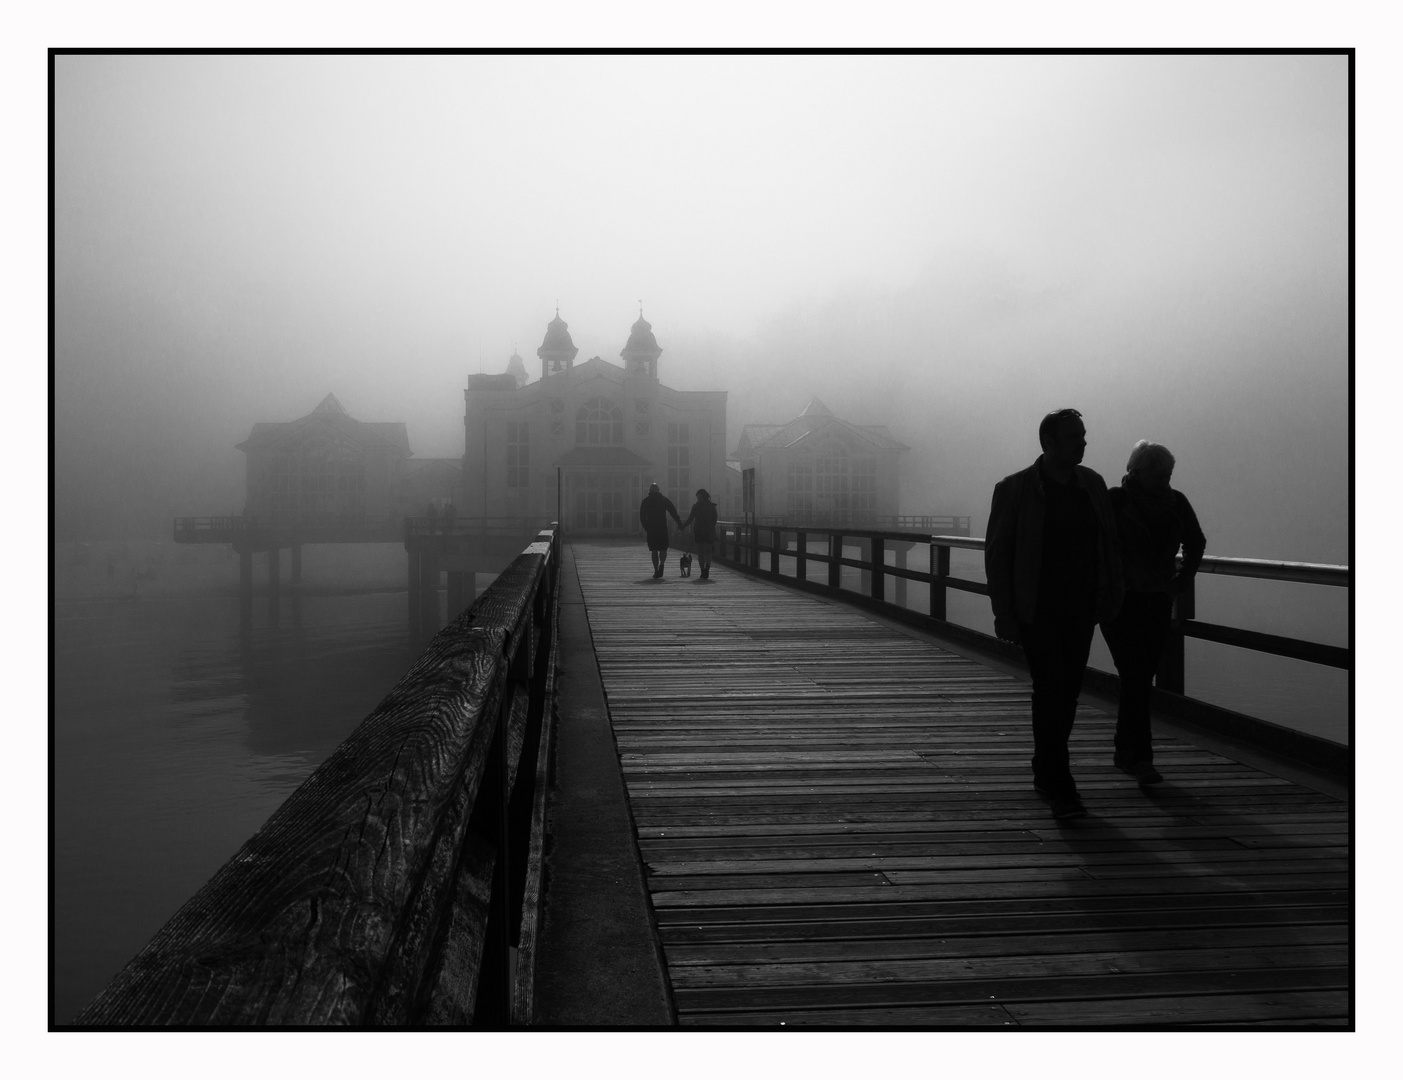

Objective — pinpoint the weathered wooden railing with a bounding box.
[76,525,563,1027]
[717,521,1349,774]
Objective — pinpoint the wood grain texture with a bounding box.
[76,547,554,1027]
[572,542,1351,1029]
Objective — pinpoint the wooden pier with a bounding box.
[572,543,1349,1027]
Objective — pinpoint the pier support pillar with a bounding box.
[239,549,253,629]
[419,551,440,637]
[290,544,302,584]
[447,571,463,619]
[407,549,422,638]
[447,571,477,619]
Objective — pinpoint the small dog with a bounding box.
[679,552,693,577]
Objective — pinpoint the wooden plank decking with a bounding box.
[571,542,1350,1028]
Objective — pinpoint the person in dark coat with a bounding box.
[679,488,720,579]
[985,408,1124,820]
[639,482,682,579]
[1100,440,1206,785]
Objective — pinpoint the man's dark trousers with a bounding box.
[1018,616,1096,796]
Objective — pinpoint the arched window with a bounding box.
[576,397,624,445]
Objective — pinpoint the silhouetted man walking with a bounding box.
[985,409,1123,819]
[639,482,682,579]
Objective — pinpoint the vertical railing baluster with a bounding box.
[770,527,780,575]
[930,542,950,621]
[1157,572,1195,695]
[828,534,842,589]
[871,537,884,601]
[796,530,807,581]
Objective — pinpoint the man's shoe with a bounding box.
[1115,755,1163,785]
[1049,794,1087,820]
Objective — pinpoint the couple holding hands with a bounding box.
[639,483,717,580]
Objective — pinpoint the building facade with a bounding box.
[733,398,908,526]
[237,393,460,527]
[237,393,410,522]
[456,311,728,536]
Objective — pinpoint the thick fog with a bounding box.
[54,54,1348,562]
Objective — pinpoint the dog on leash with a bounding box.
[679,552,693,577]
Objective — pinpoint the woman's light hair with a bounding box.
[1126,440,1175,477]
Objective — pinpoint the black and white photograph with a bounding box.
[26,12,1386,1068]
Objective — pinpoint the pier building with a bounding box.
[235,392,457,524]
[734,397,909,527]
[456,310,729,536]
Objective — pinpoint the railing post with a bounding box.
[770,527,780,575]
[828,534,842,589]
[1157,574,1195,694]
[796,530,807,581]
[930,542,949,621]
[870,537,884,601]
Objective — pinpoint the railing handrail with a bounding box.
[77,525,564,1027]
[752,513,971,531]
[718,520,1349,585]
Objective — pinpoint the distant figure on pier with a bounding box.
[679,489,719,579]
[1100,441,1206,786]
[986,408,1124,820]
[426,501,439,536]
[639,483,683,579]
[442,501,457,537]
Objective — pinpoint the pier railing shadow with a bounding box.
[74,526,563,1028]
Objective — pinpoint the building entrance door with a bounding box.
[570,472,638,534]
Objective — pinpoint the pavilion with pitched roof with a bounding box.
[732,397,909,526]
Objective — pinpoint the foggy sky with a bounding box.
[54,54,1348,561]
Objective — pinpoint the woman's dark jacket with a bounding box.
[1108,481,1206,594]
[680,499,719,543]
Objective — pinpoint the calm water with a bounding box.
[52,539,1348,1022]
[53,581,417,1023]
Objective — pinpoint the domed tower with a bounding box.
[621,309,662,381]
[505,349,528,388]
[537,309,578,380]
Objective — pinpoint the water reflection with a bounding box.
[172,592,416,765]
[55,587,416,1021]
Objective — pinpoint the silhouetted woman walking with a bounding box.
[679,488,719,579]
[1101,440,1206,785]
